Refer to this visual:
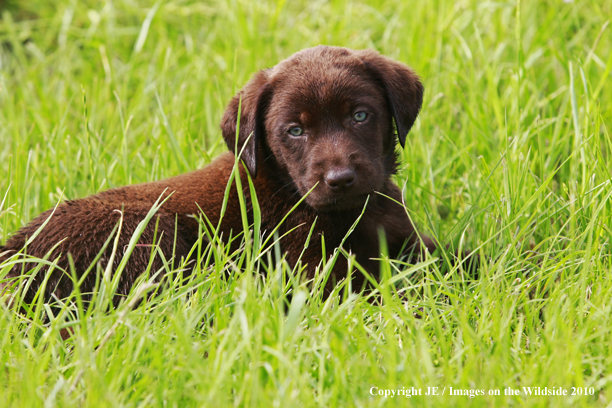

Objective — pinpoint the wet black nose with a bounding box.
[324,168,356,189]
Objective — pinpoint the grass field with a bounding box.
[1,0,611,406]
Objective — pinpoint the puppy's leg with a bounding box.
[0,201,194,306]
[379,186,479,278]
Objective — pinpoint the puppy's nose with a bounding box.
[324,168,356,189]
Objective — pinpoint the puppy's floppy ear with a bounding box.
[221,70,271,177]
[356,50,423,147]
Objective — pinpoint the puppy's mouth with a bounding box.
[305,193,371,212]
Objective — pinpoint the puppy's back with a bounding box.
[0,152,240,302]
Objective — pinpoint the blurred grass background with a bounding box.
[0,0,611,406]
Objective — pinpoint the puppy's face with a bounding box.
[264,55,393,210]
[222,46,423,212]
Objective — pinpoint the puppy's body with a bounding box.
[1,46,438,302]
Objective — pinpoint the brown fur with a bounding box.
[0,46,445,304]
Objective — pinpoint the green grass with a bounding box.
[1,0,611,406]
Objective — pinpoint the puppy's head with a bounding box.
[221,46,423,211]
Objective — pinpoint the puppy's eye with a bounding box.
[353,111,368,122]
[288,126,304,136]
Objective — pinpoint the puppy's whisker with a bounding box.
[270,180,299,199]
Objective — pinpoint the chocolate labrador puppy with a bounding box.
[0,46,449,304]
